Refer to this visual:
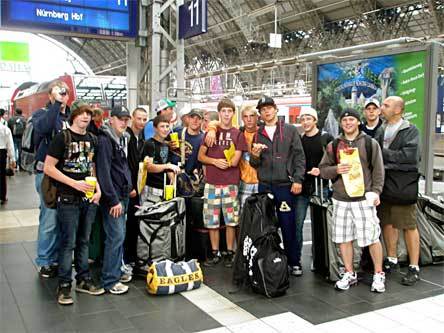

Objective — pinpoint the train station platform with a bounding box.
[1,172,444,333]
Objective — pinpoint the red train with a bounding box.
[11,75,76,118]
[10,74,126,118]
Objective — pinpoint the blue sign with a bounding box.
[179,0,207,39]
[0,0,137,39]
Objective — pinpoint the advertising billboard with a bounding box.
[0,0,137,39]
[314,50,427,137]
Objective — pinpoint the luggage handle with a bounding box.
[314,176,324,202]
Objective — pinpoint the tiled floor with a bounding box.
[1,173,443,332]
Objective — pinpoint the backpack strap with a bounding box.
[332,138,339,164]
[364,135,373,172]
[180,128,187,166]
[62,129,72,160]
[320,133,333,152]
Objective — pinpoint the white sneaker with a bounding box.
[108,282,129,295]
[371,272,386,293]
[335,271,358,290]
[120,273,132,283]
[290,266,303,276]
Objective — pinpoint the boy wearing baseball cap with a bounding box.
[250,96,306,276]
[361,99,382,138]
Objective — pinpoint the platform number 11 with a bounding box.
[188,0,199,27]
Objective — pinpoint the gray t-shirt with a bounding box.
[383,119,403,149]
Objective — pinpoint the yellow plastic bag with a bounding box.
[223,143,235,164]
[339,147,365,197]
[137,161,148,194]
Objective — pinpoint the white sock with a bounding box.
[409,264,419,271]
[387,257,398,264]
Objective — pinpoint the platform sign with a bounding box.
[179,0,207,39]
[0,0,137,39]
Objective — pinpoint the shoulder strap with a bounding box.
[88,132,98,147]
[62,129,72,160]
[332,138,339,164]
[180,128,187,166]
[320,133,332,152]
[365,135,373,171]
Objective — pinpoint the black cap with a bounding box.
[256,96,276,110]
[339,108,361,122]
[111,105,131,118]
[188,108,203,118]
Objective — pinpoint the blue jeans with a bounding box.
[35,172,59,267]
[259,183,298,267]
[101,199,128,290]
[294,194,310,266]
[57,197,97,284]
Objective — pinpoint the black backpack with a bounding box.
[9,116,25,136]
[248,231,289,298]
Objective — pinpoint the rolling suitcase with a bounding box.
[186,196,227,261]
[310,178,361,281]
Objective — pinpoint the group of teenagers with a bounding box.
[32,80,421,306]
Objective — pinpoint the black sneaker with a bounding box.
[383,258,399,273]
[203,251,221,267]
[401,266,420,286]
[75,279,105,296]
[57,283,73,305]
[223,251,235,268]
[39,265,58,278]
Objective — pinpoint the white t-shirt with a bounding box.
[265,125,276,141]
[383,119,403,149]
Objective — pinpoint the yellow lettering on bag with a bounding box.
[152,272,203,286]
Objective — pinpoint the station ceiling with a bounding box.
[47,0,444,76]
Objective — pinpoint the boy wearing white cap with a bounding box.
[361,99,382,138]
[294,108,333,276]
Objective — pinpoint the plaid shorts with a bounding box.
[331,198,381,247]
[203,184,239,229]
[238,181,258,212]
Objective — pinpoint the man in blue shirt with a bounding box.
[170,108,204,175]
[143,98,176,140]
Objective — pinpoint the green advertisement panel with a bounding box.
[0,41,29,62]
[395,51,426,134]
[315,50,427,136]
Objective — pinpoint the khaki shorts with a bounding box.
[378,202,417,230]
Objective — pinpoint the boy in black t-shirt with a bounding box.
[141,115,180,199]
[294,108,333,276]
[44,104,104,305]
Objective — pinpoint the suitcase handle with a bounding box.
[314,176,324,202]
